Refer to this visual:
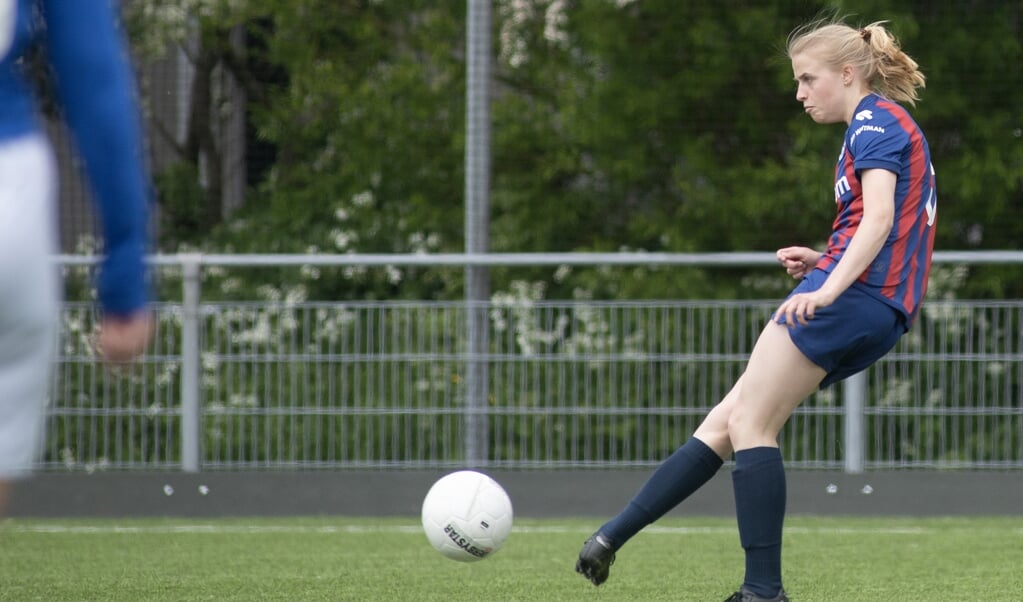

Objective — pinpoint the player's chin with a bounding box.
[809,112,842,125]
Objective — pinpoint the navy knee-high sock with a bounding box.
[599,437,723,550]
[732,446,786,598]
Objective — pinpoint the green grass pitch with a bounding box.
[1,516,1021,600]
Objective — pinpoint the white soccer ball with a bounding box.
[421,470,514,562]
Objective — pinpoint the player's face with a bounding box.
[791,52,845,124]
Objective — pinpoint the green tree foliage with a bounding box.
[248,0,468,300]
[491,0,836,300]
[125,1,263,239]
[134,0,1021,300]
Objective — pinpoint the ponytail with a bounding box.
[858,22,926,105]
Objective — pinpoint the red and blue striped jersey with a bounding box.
[817,93,937,328]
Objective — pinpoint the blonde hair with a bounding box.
[787,18,926,106]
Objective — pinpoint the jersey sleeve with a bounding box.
[849,112,907,176]
[40,0,150,315]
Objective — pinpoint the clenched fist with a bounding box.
[96,311,153,364]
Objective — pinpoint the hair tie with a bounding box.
[859,28,872,42]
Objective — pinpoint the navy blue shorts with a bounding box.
[776,269,905,388]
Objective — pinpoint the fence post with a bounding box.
[843,371,866,474]
[464,0,491,467]
[180,255,202,473]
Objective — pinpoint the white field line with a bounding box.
[1,523,1010,536]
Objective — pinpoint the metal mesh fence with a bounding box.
[42,262,1023,472]
[869,301,1023,469]
[51,303,182,470]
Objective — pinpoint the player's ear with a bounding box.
[841,65,855,86]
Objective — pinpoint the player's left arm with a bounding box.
[812,168,896,301]
[775,169,895,325]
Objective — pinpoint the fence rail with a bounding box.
[45,253,1023,473]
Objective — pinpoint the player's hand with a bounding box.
[96,311,153,364]
[774,290,834,327]
[776,246,821,279]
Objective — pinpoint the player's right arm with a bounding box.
[40,0,153,361]
[776,246,821,279]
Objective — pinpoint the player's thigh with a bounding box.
[0,135,59,479]
[727,321,826,445]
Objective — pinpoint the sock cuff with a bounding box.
[687,437,725,470]
[734,446,782,468]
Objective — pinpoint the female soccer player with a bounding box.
[0,0,153,514]
[576,17,936,602]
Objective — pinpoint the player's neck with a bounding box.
[843,90,874,124]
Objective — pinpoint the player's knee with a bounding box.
[725,402,774,447]
[725,406,749,441]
